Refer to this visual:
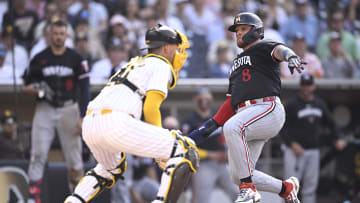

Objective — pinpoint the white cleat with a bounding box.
[284,176,300,203]
[234,183,261,203]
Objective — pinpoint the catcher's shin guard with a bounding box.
[154,131,199,203]
[64,153,127,203]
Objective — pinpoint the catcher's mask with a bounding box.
[228,12,264,45]
[141,24,189,76]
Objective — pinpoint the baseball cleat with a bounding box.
[234,182,261,203]
[284,176,300,203]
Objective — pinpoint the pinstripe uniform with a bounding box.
[81,54,186,202]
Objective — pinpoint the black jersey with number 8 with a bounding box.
[227,40,283,109]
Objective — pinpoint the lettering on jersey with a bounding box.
[297,105,323,123]
[230,56,252,75]
[42,66,73,77]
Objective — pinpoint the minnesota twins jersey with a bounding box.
[87,55,173,119]
[227,40,282,109]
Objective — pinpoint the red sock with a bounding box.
[239,182,257,192]
[279,181,293,198]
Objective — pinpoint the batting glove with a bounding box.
[288,55,307,74]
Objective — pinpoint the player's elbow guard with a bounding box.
[188,118,219,145]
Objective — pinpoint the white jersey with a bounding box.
[87,55,173,119]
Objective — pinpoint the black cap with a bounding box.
[300,73,314,85]
[140,24,181,50]
[0,110,16,124]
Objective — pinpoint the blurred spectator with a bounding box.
[262,0,287,30]
[173,0,190,31]
[154,0,185,34]
[138,14,158,56]
[316,10,360,63]
[75,32,97,68]
[163,116,180,130]
[322,32,358,78]
[207,16,241,66]
[183,0,216,43]
[90,40,128,81]
[74,14,106,61]
[0,28,29,82]
[281,33,323,78]
[0,109,23,160]
[68,0,108,33]
[348,0,360,35]
[280,0,319,51]
[2,0,38,50]
[30,22,74,59]
[181,88,238,203]
[129,156,159,203]
[256,8,284,43]
[281,73,346,203]
[222,0,260,16]
[181,0,217,77]
[26,0,46,20]
[107,14,136,49]
[111,154,159,203]
[124,0,145,41]
[208,42,232,78]
[33,2,75,43]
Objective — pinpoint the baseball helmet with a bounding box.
[140,24,182,50]
[228,12,264,44]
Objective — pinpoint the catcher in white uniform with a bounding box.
[65,24,199,203]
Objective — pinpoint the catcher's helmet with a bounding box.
[228,12,264,44]
[140,24,182,50]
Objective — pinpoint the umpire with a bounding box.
[23,20,90,203]
[281,73,346,203]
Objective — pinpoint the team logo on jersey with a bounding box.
[230,55,252,75]
[42,65,73,76]
[297,105,322,123]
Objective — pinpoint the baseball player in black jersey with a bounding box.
[281,73,346,203]
[188,12,306,203]
[23,20,90,203]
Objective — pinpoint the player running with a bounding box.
[188,12,306,203]
[64,24,199,203]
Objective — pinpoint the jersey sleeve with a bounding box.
[146,61,171,97]
[74,52,90,80]
[22,55,43,85]
[262,40,284,64]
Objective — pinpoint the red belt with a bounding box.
[236,96,276,110]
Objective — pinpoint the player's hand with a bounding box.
[288,55,307,74]
[155,158,168,171]
[291,142,304,156]
[335,139,347,151]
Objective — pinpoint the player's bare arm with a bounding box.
[272,45,307,74]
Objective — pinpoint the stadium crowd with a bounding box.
[0,0,359,81]
[0,0,360,203]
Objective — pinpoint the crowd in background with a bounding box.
[0,0,359,81]
[0,0,360,202]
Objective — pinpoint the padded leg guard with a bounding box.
[64,154,127,203]
[153,132,200,203]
